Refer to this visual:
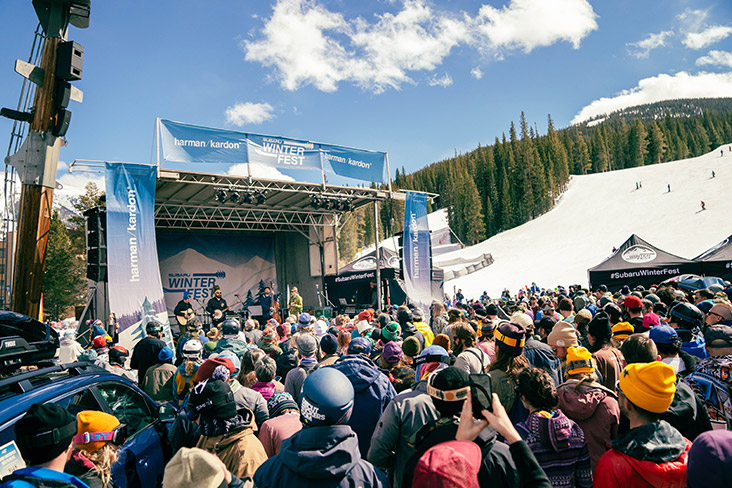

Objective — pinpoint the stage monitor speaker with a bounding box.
[314,307,333,319]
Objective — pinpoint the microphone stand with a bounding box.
[234,294,248,320]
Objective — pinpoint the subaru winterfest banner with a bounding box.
[158,119,386,183]
[105,163,174,353]
[157,233,276,320]
[403,191,432,315]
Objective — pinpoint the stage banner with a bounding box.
[105,162,174,353]
[157,233,276,321]
[403,191,432,315]
[158,119,386,183]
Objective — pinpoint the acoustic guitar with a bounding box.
[175,308,200,326]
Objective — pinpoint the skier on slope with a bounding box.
[701,201,706,211]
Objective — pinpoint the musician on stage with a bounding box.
[174,291,194,326]
[206,285,228,328]
[289,287,303,316]
[260,286,275,322]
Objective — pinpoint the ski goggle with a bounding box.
[73,423,127,446]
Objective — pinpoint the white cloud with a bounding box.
[571,71,732,124]
[243,0,598,93]
[228,163,295,181]
[57,171,105,192]
[225,102,275,126]
[470,67,483,79]
[683,25,732,49]
[677,9,708,33]
[626,30,674,59]
[696,50,732,68]
[428,73,453,87]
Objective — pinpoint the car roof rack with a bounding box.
[0,361,105,395]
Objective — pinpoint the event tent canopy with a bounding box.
[694,234,732,282]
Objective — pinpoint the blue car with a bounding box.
[0,362,175,488]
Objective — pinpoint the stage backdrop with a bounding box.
[105,163,174,352]
[157,233,276,320]
[403,191,432,317]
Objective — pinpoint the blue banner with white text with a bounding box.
[403,191,432,314]
[159,119,386,183]
[106,163,174,353]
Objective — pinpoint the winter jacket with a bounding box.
[402,419,518,488]
[683,354,732,429]
[399,321,425,351]
[64,451,118,488]
[173,361,201,402]
[259,411,303,457]
[591,345,625,391]
[59,338,84,364]
[330,354,397,458]
[229,379,269,429]
[412,320,434,347]
[283,360,319,405]
[143,362,177,402]
[594,420,691,488]
[524,338,561,386]
[251,381,277,401]
[490,369,529,424]
[515,410,592,487]
[253,425,388,488]
[130,336,166,384]
[367,380,439,488]
[197,425,267,479]
[661,379,712,441]
[557,379,619,471]
[1,467,89,488]
[454,346,491,374]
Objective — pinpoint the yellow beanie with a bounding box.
[612,322,634,340]
[618,362,676,413]
[76,411,120,452]
[566,346,594,375]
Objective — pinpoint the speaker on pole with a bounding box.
[84,206,107,282]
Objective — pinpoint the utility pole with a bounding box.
[2,0,90,317]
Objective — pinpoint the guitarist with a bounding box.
[206,285,229,328]
[174,291,196,327]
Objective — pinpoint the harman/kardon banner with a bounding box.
[403,191,432,315]
[106,162,174,353]
[158,119,386,183]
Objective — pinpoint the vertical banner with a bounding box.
[106,163,174,353]
[403,191,432,315]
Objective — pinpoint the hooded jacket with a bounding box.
[197,424,267,479]
[399,321,425,351]
[253,425,388,488]
[523,338,561,386]
[557,379,619,470]
[594,420,691,488]
[330,354,397,458]
[515,410,592,487]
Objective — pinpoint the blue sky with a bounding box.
[1,0,731,190]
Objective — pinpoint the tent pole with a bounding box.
[374,200,381,310]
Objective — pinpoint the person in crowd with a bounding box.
[251,356,279,401]
[2,403,85,488]
[586,312,625,391]
[452,323,491,374]
[259,327,282,361]
[430,300,448,336]
[143,346,177,403]
[254,368,389,487]
[686,430,732,488]
[477,318,497,361]
[557,346,619,470]
[411,308,434,347]
[104,346,136,382]
[594,362,691,487]
[337,328,352,356]
[240,348,267,388]
[513,312,561,386]
[667,302,707,359]
[258,392,303,458]
[368,345,448,488]
[163,447,248,488]
[176,320,207,364]
[288,287,303,316]
[396,307,425,351]
[515,367,592,487]
[66,411,123,488]
[59,331,84,364]
[412,440,482,488]
[173,339,203,403]
[215,320,248,356]
[611,322,634,349]
[623,295,645,331]
[489,321,529,423]
[319,333,340,366]
[330,336,396,458]
[400,336,421,366]
[650,324,698,376]
[557,298,575,323]
[705,302,732,327]
[242,319,262,346]
[547,319,580,365]
[284,334,320,405]
[377,340,415,393]
[190,378,267,478]
[130,320,166,384]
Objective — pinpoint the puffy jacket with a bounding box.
[523,338,561,386]
[253,425,388,488]
[412,320,434,347]
[367,380,439,488]
[399,322,425,351]
[197,425,267,479]
[1,467,89,488]
[557,379,619,470]
[330,355,397,458]
[594,420,691,488]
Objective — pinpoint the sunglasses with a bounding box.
[708,311,724,320]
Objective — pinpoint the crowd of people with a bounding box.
[6,280,732,487]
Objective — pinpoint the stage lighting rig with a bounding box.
[214,188,227,203]
[255,191,267,205]
[228,190,241,203]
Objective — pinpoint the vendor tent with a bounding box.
[588,234,700,292]
[694,234,732,283]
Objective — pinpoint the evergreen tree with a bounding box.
[627,120,648,167]
[43,211,84,320]
[645,120,667,165]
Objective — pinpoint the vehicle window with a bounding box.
[55,388,103,416]
[96,383,156,436]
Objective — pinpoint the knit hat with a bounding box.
[195,357,236,383]
[298,312,312,326]
[358,309,373,323]
[276,324,288,338]
[573,296,588,313]
[433,334,450,352]
[92,336,108,349]
[428,367,470,417]
[189,379,237,419]
[348,336,372,355]
[484,304,499,316]
[261,328,277,344]
[267,392,299,418]
[413,440,481,488]
[75,411,120,453]
[624,295,643,309]
[402,336,421,357]
[158,346,174,362]
[381,322,400,342]
[687,430,732,488]
[649,325,679,344]
[642,312,662,330]
[574,309,593,327]
[587,312,612,341]
[382,341,403,364]
[14,403,76,465]
[163,448,225,488]
[566,347,594,375]
[510,312,533,329]
[356,320,372,335]
[481,318,496,335]
[612,322,634,340]
[547,321,579,348]
[618,362,676,413]
[297,334,318,357]
[204,341,217,352]
[320,333,338,355]
[494,322,526,356]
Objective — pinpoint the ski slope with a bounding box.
[443,145,732,298]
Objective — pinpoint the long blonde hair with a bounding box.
[82,444,118,488]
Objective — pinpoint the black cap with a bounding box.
[320,333,338,355]
[189,379,237,419]
[15,403,76,465]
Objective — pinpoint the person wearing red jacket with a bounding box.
[594,362,691,487]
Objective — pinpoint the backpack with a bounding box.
[683,357,732,429]
[1,473,78,488]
